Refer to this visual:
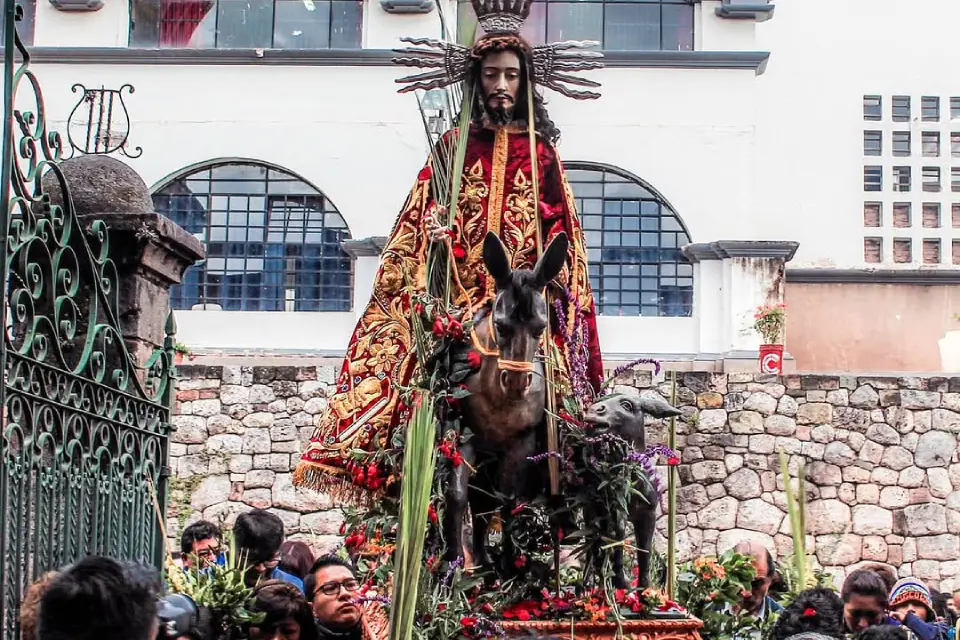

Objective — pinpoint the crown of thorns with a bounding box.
[392,0,603,100]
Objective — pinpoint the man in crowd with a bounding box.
[235,509,304,592]
[734,540,784,624]
[304,555,366,639]
[37,556,160,640]
[841,568,891,633]
[180,519,221,569]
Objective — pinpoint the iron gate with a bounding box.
[0,2,176,636]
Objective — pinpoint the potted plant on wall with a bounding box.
[173,342,192,365]
[753,303,786,374]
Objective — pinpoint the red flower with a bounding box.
[466,351,482,369]
[803,608,817,618]
[447,318,464,340]
[432,318,446,337]
[515,609,531,621]
[480,603,494,614]
[427,504,438,523]
[667,456,679,466]
[452,243,466,260]
[452,451,464,467]
[460,617,478,629]
[514,555,527,568]
[510,503,526,516]
[414,302,424,315]
[417,166,432,182]
[339,522,347,535]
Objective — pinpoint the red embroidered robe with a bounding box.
[294,124,603,501]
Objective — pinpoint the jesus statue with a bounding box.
[294,0,606,503]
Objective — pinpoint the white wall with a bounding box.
[754,0,960,268]
[25,0,772,356]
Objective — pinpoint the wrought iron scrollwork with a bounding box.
[66,83,142,158]
[0,3,172,637]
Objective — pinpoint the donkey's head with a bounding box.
[481,231,569,398]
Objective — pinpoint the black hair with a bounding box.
[180,519,221,555]
[234,509,285,564]
[841,569,889,607]
[279,540,316,581]
[932,590,955,626]
[855,626,909,640]
[249,580,320,640]
[768,588,845,640]
[303,555,357,600]
[37,556,158,640]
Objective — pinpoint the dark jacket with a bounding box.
[894,611,952,640]
[316,621,363,640]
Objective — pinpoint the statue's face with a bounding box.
[480,49,522,125]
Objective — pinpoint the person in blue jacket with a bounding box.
[888,578,952,640]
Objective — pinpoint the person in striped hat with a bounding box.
[889,577,952,640]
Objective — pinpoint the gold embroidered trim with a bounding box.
[485,127,510,298]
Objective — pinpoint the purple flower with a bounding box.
[352,594,391,606]
[626,444,679,496]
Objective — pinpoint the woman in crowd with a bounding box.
[248,579,320,640]
[842,569,895,633]
[279,540,316,582]
[768,587,845,640]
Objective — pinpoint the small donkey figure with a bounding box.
[582,391,681,589]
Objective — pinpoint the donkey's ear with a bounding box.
[482,231,512,290]
[533,232,569,289]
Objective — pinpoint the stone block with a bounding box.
[880,486,909,509]
[729,411,763,434]
[902,504,948,536]
[915,431,957,468]
[242,412,275,429]
[698,496,738,530]
[207,434,243,455]
[737,498,784,535]
[861,536,888,562]
[807,462,842,486]
[245,469,276,489]
[724,468,762,500]
[856,484,880,505]
[917,534,960,560]
[242,428,272,454]
[220,385,250,405]
[880,446,913,471]
[777,395,799,416]
[824,442,856,466]
[808,500,852,535]
[696,392,723,409]
[811,425,835,443]
[852,505,893,535]
[858,440,884,465]
[242,488,273,509]
[191,476,231,511]
[744,392,777,416]
[928,468,953,498]
[866,423,900,446]
[815,534,861,565]
[691,461,727,482]
[901,390,941,410]
[826,389,850,406]
[300,510,346,536]
[172,415,207,444]
[273,473,332,513]
[748,434,776,454]
[698,409,727,433]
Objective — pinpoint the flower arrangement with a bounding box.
[753,303,787,345]
[675,551,760,640]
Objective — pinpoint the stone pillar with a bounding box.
[42,155,205,367]
[341,236,388,316]
[682,241,799,372]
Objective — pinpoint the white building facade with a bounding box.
[15,0,960,369]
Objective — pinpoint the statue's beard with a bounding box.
[483,93,515,125]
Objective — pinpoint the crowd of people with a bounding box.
[15,515,960,640]
[18,509,376,640]
[734,541,958,640]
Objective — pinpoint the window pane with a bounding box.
[893,95,911,122]
[215,0,273,48]
[922,96,940,122]
[604,4,660,50]
[4,0,38,46]
[863,131,881,156]
[660,3,693,51]
[567,163,692,317]
[154,161,353,311]
[922,131,940,157]
[130,0,361,48]
[863,95,882,121]
[547,2,603,43]
[864,166,882,192]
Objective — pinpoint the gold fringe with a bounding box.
[293,462,377,509]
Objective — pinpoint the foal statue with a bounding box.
[583,392,681,589]
[442,230,569,575]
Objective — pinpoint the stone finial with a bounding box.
[41,154,154,215]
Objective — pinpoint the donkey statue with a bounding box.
[582,392,681,589]
[442,230,569,577]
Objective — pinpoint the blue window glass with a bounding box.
[566,163,693,317]
[153,161,353,312]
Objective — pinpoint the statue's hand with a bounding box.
[424,206,452,243]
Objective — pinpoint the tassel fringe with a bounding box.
[293,462,377,509]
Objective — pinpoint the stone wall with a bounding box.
[169,364,960,589]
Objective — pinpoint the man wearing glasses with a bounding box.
[732,540,784,638]
[304,556,367,640]
[234,509,305,592]
[180,520,223,570]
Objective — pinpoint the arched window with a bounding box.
[566,163,693,317]
[153,160,353,312]
[458,0,693,51]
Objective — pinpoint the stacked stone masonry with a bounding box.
[170,365,960,590]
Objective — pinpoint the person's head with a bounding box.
[889,578,935,623]
[20,572,58,640]
[278,540,315,581]
[854,626,909,640]
[861,563,898,593]
[248,580,319,640]
[841,569,889,632]
[932,589,955,624]
[733,541,776,615]
[180,520,222,568]
[304,555,362,631]
[234,509,286,587]
[37,556,160,640]
[952,589,960,615]
[464,34,560,144]
[768,588,845,640]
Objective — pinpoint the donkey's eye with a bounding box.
[495,320,512,335]
[619,400,634,413]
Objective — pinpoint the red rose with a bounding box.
[447,318,464,340]
[466,351,482,369]
[452,451,464,467]
[667,456,679,466]
[417,166,432,182]
[452,243,466,260]
[514,555,527,568]
[428,504,438,523]
[460,617,478,629]
[803,608,817,618]
[432,318,445,337]
[515,609,530,621]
